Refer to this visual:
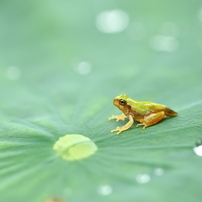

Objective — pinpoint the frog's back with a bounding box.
[130,100,177,117]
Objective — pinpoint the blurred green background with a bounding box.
[0,0,202,202]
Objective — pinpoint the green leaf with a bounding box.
[0,0,202,202]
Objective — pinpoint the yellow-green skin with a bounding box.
[113,93,177,122]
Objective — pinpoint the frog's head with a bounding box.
[113,94,130,114]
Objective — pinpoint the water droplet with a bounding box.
[127,22,146,40]
[151,35,178,52]
[193,145,202,156]
[74,61,92,75]
[193,139,202,157]
[6,66,21,80]
[53,134,98,161]
[154,168,164,176]
[135,174,151,184]
[97,185,113,196]
[96,10,129,33]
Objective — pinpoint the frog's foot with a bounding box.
[136,123,147,130]
[108,114,127,122]
[110,115,134,135]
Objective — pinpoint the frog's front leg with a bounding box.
[110,115,134,135]
[136,111,166,129]
[108,114,127,122]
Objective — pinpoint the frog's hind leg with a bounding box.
[136,111,165,129]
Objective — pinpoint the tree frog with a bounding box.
[108,94,178,135]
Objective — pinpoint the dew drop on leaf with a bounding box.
[53,134,98,161]
[193,138,202,157]
[97,185,113,196]
[75,61,92,75]
[96,10,129,33]
[135,174,151,184]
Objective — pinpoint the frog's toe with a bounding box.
[110,127,119,133]
[108,115,114,121]
[116,131,121,135]
[136,123,147,129]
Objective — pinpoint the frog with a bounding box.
[108,93,178,135]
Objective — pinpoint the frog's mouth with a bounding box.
[113,99,125,111]
[113,98,129,115]
[113,99,119,107]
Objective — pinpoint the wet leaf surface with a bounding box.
[0,0,202,202]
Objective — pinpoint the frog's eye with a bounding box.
[119,99,126,106]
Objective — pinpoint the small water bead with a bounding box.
[193,139,202,157]
[96,10,129,33]
[193,146,202,157]
[97,185,113,196]
[75,61,92,75]
[135,174,151,184]
[53,134,98,161]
